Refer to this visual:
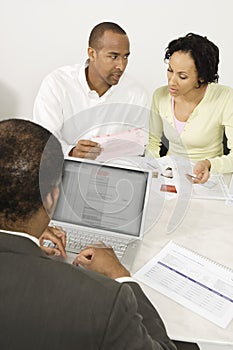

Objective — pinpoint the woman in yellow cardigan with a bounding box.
[147,33,233,184]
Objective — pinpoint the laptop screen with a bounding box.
[52,158,151,237]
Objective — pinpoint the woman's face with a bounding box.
[167,51,200,97]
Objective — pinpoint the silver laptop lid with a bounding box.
[52,157,152,239]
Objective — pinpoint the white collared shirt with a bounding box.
[33,60,149,155]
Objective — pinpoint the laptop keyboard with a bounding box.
[43,228,132,260]
[66,230,130,260]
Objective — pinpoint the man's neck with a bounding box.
[0,208,49,239]
[85,66,111,97]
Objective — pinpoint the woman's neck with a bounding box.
[173,84,208,122]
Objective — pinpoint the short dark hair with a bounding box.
[164,33,219,85]
[0,119,63,223]
[88,22,127,50]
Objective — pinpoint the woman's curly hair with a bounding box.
[164,33,219,85]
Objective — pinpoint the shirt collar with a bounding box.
[79,59,115,99]
[0,229,40,246]
[78,59,91,93]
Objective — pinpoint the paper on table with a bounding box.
[192,174,231,200]
[229,174,233,194]
[226,174,233,205]
[147,156,231,201]
[133,241,233,328]
[91,128,146,162]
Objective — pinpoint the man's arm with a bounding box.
[73,244,176,350]
[33,76,64,140]
[34,82,101,159]
[101,282,176,350]
[33,75,78,156]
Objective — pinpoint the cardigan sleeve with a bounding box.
[208,88,233,174]
[146,90,164,158]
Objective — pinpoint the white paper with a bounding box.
[226,174,233,205]
[134,241,233,328]
[229,174,233,195]
[91,128,146,161]
[192,174,231,200]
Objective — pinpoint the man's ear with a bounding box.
[88,47,96,61]
[43,186,60,217]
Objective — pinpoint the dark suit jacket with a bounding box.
[0,232,176,350]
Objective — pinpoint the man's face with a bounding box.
[89,30,130,88]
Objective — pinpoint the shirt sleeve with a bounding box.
[33,75,75,155]
[146,90,164,158]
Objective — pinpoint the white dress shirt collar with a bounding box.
[0,229,40,246]
[79,59,115,99]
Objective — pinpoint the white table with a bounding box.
[132,175,233,347]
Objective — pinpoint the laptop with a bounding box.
[49,157,152,269]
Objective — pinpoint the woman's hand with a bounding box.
[193,159,211,184]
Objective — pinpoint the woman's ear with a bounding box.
[43,186,60,217]
[197,78,205,87]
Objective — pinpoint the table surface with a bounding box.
[131,174,233,345]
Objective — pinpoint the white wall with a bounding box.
[0,0,232,120]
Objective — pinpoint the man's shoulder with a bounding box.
[42,63,82,84]
[41,256,122,292]
[44,258,138,307]
[42,259,137,321]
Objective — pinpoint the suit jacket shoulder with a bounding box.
[0,232,175,350]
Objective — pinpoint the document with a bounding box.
[191,174,231,200]
[91,128,146,161]
[229,174,233,194]
[134,241,233,328]
[226,174,233,205]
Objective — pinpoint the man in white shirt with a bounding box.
[33,22,149,159]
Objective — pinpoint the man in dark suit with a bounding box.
[0,119,200,350]
[0,118,176,350]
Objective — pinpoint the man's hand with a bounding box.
[72,242,130,279]
[69,139,101,159]
[39,226,67,258]
[192,159,211,184]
